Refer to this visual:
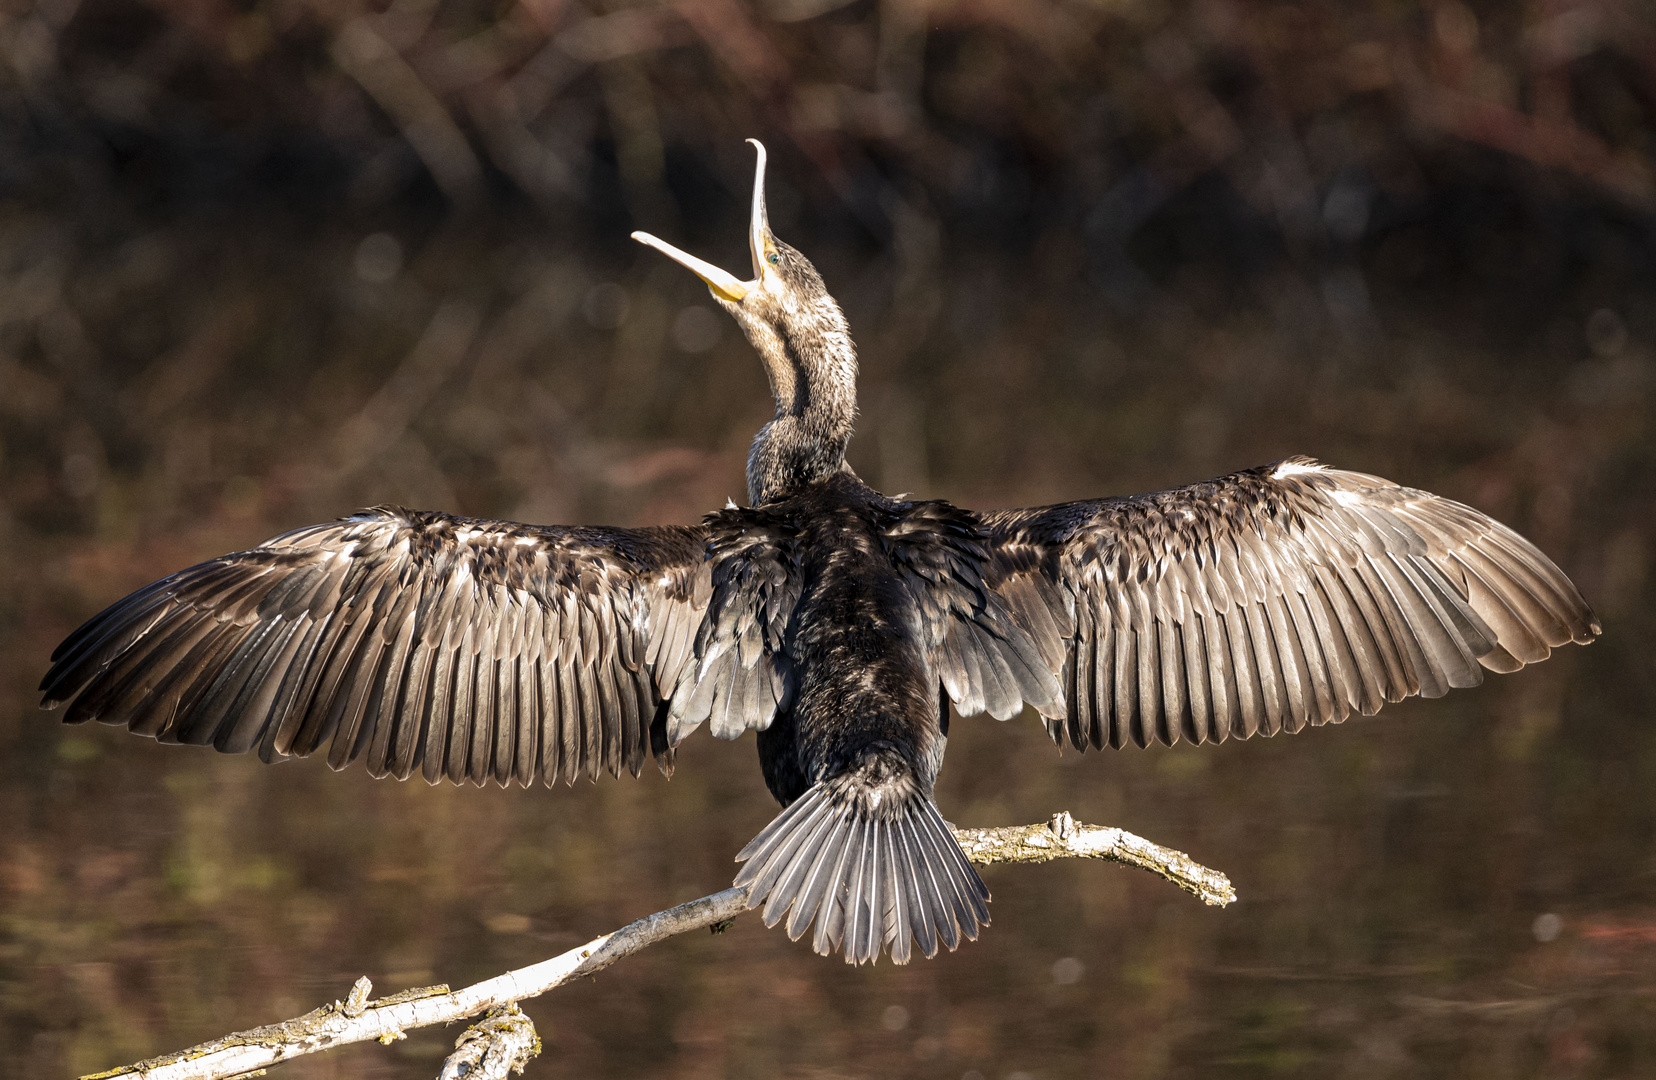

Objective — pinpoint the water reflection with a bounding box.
[2,217,1651,1080]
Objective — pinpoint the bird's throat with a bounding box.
[746,326,857,503]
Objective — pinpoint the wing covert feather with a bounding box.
[664,505,802,745]
[882,500,1065,723]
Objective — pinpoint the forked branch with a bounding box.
[82,814,1235,1080]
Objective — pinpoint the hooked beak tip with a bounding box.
[748,140,770,279]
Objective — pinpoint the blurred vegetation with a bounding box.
[2,0,1656,1076]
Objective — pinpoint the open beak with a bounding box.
[632,140,772,304]
[745,138,770,283]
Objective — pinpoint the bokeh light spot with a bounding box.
[354,232,403,283]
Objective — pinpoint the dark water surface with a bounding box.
[2,206,1651,1080]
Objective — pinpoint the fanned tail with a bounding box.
[734,782,990,965]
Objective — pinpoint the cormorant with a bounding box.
[40,141,1600,966]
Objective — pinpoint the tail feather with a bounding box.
[810,818,857,956]
[787,812,846,939]
[737,788,825,881]
[909,810,963,950]
[918,800,991,928]
[760,802,839,927]
[735,783,989,964]
[747,795,835,914]
[893,822,936,957]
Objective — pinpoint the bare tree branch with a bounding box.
[79,814,1234,1080]
[438,1005,542,1080]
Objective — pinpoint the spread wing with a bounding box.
[664,506,802,744]
[883,500,1064,722]
[40,508,711,787]
[979,457,1600,751]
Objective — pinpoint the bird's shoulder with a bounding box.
[709,474,993,565]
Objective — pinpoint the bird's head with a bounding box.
[632,140,856,427]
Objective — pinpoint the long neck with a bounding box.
[745,300,858,504]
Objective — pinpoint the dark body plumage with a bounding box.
[40,143,1601,966]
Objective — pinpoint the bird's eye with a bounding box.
[766,252,781,266]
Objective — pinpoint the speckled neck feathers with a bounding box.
[729,248,859,505]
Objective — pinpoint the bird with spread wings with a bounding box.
[41,142,1598,966]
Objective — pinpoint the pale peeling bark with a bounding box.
[438,1005,542,1080]
[82,816,1233,1080]
[953,812,1237,907]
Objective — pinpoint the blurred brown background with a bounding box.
[2,0,1654,1076]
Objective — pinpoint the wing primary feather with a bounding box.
[1477,530,1586,639]
[1064,641,1087,752]
[516,653,540,787]
[391,641,436,780]
[1090,614,1112,749]
[365,603,421,778]
[421,629,459,784]
[153,627,248,738]
[1451,555,1546,667]
[491,653,519,787]
[1313,564,1387,714]
[1201,611,1234,743]
[556,652,580,785]
[1404,553,1492,649]
[63,612,217,730]
[263,613,335,760]
[43,594,178,705]
[1337,560,1411,705]
[1391,554,1484,689]
[535,658,561,786]
[1179,614,1211,744]
[1241,601,1284,737]
[1222,604,1261,739]
[445,632,478,785]
[290,608,378,755]
[1357,556,1437,699]
[1297,577,1352,724]
[1261,593,1310,734]
[324,623,392,772]
[1280,587,1335,726]
[46,577,176,676]
[217,619,311,754]
[168,616,279,744]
